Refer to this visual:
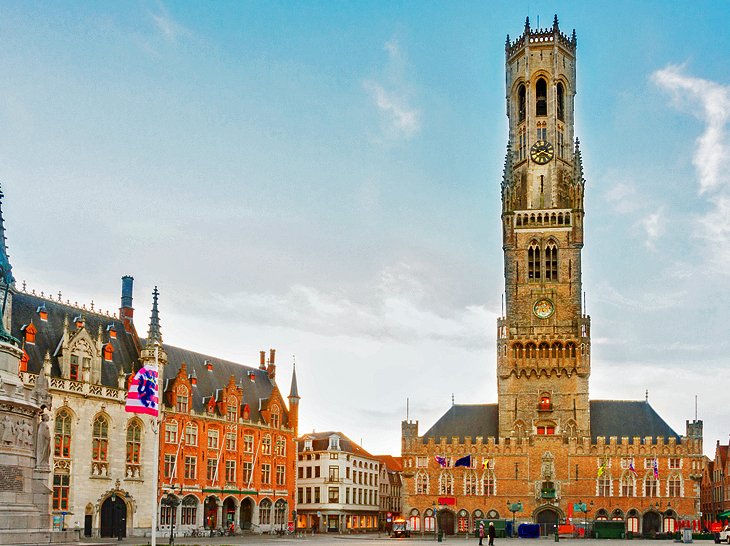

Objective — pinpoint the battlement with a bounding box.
[506,15,576,60]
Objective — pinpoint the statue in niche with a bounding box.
[1,415,15,445]
[36,413,51,468]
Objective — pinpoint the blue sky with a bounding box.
[1,1,729,456]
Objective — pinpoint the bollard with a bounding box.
[554,527,559,542]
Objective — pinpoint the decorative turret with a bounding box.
[287,361,300,435]
[140,287,166,368]
[505,13,576,59]
[0,187,17,345]
[0,186,15,290]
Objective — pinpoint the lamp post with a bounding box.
[279,504,287,535]
[432,502,438,541]
[507,501,522,537]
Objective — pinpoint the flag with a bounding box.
[597,462,606,477]
[125,364,159,416]
[435,455,447,468]
[454,455,471,468]
[628,459,637,477]
[653,458,659,479]
[482,459,492,469]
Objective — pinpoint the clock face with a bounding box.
[530,140,554,164]
[533,298,555,319]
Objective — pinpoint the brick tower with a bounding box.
[497,16,591,439]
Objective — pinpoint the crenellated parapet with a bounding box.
[505,15,576,60]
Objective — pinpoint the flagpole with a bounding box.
[151,343,160,546]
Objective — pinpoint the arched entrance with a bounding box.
[535,507,559,536]
[642,511,661,537]
[223,497,237,529]
[439,510,456,536]
[100,495,127,538]
[240,498,254,530]
[204,496,218,529]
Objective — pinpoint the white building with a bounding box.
[296,431,380,533]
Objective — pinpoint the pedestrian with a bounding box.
[488,522,496,546]
[479,523,485,545]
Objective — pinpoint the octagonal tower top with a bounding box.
[505,15,576,59]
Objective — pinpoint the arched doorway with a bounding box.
[223,497,237,529]
[439,510,456,536]
[642,511,661,537]
[535,507,559,536]
[204,496,218,529]
[100,494,127,538]
[240,498,254,530]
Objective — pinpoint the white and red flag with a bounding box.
[125,364,159,416]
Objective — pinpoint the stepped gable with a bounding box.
[11,290,139,386]
[422,403,498,442]
[589,400,680,442]
[161,342,280,423]
[299,430,374,458]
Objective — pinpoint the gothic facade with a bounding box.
[401,17,704,538]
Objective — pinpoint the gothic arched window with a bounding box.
[518,84,526,123]
[464,471,478,495]
[415,471,429,494]
[545,241,558,281]
[482,469,496,496]
[439,471,453,495]
[528,241,541,280]
[126,419,142,478]
[54,409,72,458]
[536,78,547,116]
[556,82,565,120]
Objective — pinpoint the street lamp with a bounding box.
[432,502,438,541]
[507,500,522,537]
[279,503,287,534]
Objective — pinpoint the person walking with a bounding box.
[479,523,485,545]
[488,522,496,546]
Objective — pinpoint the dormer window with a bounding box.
[74,315,85,329]
[248,372,256,382]
[176,386,189,413]
[328,435,340,451]
[242,403,250,420]
[107,324,117,340]
[189,373,197,386]
[37,305,48,321]
[20,349,29,372]
[304,439,313,451]
[270,405,280,428]
[205,360,213,372]
[226,397,237,422]
[103,343,114,362]
[22,323,37,345]
[70,355,79,381]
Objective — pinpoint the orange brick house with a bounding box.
[156,345,300,535]
[400,16,703,539]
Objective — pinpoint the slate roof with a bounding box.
[162,343,286,426]
[11,290,140,388]
[422,404,499,442]
[297,430,375,459]
[589,400,680,441]
[420,400,680,443]
[374,454,403,472]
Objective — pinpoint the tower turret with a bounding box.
[497,16,590,439]
[287,362,300,436]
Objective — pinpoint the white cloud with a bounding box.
[652,65,729,195]
[636,207,664,249]
[150,5,188,44]
[364,37,421,141]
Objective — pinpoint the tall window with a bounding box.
[270,406,280,428]
[206,458,217,482]
[644,473,658,497]
[483,470,496,496]
[225,460,236,483]
[181,497,197,526]
[184,456,197,479]
[556,82,565,121]
[557,127,565,158]
[536,78,547,116]
[537,123,547,141]
[416,471,429,494]
[275,436,286,456]
[243,433,254,453]
[262,434,272,455]
[165,421,178,444]
[545,242,558,281]
[126,420,141,476]
[276,464,286,485]
[176,387,189,413]
[262,463,271,484]
[528,241,541,279]
[52,473,69,510]
[518,126,527,161]
[207,429,219,449]
[92,415,109,462]
[329,487,339,503]
[185,423,198,446]
[54,410,72,458]
[243,462,253,484]
[517,84,526,123]
[226,431,236,451]
[259,499,272,525]
[70,355,79,381]
[164,454,176,479]
[226,397,237,421]
[464,471,477,495]
[598,475,611,496]
[621,473,635,497]
[668,475,681,497]
[439,471,453,495]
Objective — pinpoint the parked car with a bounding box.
[391,519,411,538]
[715,525,730,544]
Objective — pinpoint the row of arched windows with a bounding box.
[512,342,577,359]
[516,79,566,122]
[528,240,558,281]
[598,471,683,498]
[415,470,496,496]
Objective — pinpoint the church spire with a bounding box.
[146,286,162,346]
[289,362,300,400]
[0,186,15,288]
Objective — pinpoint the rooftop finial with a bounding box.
[524,16,530,33]
[146,286,162,345]
[553,14,559,31]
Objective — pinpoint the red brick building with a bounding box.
[700,442,729,527]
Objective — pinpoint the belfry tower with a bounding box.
[497,16,590,439]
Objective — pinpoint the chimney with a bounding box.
[119,276,134,333]
[269,348,276,365]
[267,348,276,380]
[259,351,266,370]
